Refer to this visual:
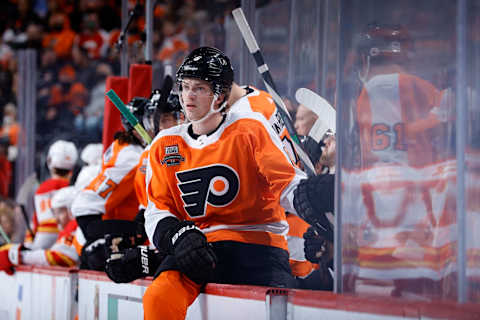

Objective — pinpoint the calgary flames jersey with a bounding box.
[25,178,70,249]
[145,109,307,251]
[21,220,79,267]
[357,73,442,168]
[72,139,143,221]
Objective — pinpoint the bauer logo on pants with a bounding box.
[176,164,240,217]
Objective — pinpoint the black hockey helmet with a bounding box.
[356,23,412,61]
[150,92,182,134]
[175,46,234,96]
[122,97,151,132]
[146,75,182,135]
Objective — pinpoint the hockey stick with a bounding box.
[0,224,11,244]
[19,205,34,239]
[295,88,336,143]
[232,8,316,177]
[106,90,153,145]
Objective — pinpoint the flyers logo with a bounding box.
[176,164,240,217]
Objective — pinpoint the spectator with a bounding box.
[73,11,108,60]
[74,62,112,141]
[0,199,15,245]
[68,82,89,118]
[0,138,12,198]
[71,45,97,89]
[0,103,20,147]
[155,13,189,66]
[42,12,76,60]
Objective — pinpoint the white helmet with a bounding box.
[80,143,103,165]
[47,140,78,171]
[51,186,78,210]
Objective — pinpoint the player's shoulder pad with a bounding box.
[116,143,143,167]
[225,110,275,139]
[227,108,273,132]
[36,178,69,194]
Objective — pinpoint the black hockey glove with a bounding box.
[81,238,107,271]
[167,221,217,284]
[105,244,165,283]
[293,174,335,242]
[303,226,332,264]
[133,209,148,245]
[297,265,333,291]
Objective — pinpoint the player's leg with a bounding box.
[143,270,201,320]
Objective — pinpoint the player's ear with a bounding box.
[214,93,226,109]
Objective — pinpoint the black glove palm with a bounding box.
[169,221,217,284]
[81,238,107,271]
[303,226,331,264]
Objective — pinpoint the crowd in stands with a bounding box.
[0,0,255,201]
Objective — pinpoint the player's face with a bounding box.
[294,104,318,136]
[180,78,216,121]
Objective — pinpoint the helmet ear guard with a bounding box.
[121,97,151,133]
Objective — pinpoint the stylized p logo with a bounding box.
[176,164,240,217]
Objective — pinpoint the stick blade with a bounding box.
[295,88,336,132]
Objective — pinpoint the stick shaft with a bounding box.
[232,8,315,176]
[106,90,153,145]
[0,224,11,244]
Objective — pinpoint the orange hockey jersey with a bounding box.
[232,86,299,166]
[145,110,307,251]
[25,178,70,249]
[357,73,442,169]
[286,214,316,278]
[134,147,150,210]
[71,139,143,221]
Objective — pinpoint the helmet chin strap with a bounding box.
[180,93,227,125]
[358,55,370,85]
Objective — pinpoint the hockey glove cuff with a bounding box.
[169,221,217,284]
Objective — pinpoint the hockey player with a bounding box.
[227,82,298,165]
[227,81,323,283]
[24,140,78,250]
[71,97,146,270]
[0,186,80,274]
[141,46,335,319]
[356,23,444,168]
[105,85,184,283]
[345,23,454,298]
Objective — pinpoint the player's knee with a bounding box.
[143,273,189,320]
